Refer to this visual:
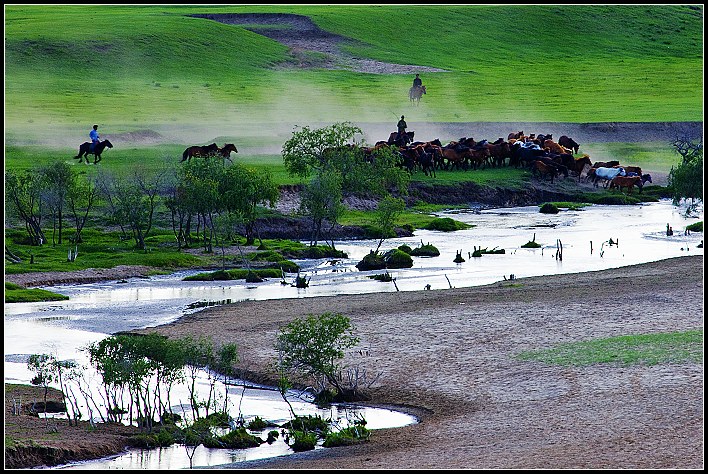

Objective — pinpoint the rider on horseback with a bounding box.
[396,115,408,143]
[413,73,422,89]
[89,125,100,153]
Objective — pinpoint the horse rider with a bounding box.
[396,115,408,142]
[89,124,100,152]
[413,73,422,90]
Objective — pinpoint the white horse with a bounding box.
[593,166,626,188]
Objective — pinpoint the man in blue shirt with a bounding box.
[89,125,100,152]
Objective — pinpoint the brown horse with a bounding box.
[219,143,238,161]
[181,143,219,162]
[409,85,426,104]
[532,160,558,183]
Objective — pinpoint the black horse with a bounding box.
[388,131,415,147]
[75,139,113,164]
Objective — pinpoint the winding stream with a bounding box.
[4,199,703,469]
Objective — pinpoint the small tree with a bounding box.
[98,167,168,250]
[668,137,703,215]
[5,169,47,246]
[39,160,73,246]
[275,312,360,401]
[372,196,405,253]
[300,170,345,247]
[66,173,101,244]
[27,354,57,419]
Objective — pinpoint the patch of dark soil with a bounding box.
[405,181,578,209]
[5,385,142,469]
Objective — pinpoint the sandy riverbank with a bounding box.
[128,255,704,469]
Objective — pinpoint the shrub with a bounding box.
[289,430,318,452]
[539,203,559,214]
[130,428,176,448]
[383,249,413,268]
[397,244,413,254]
[409,243,440,257]
[204,411,231,428]
[204,427,263,449]
[355,251,386,271]
[282,414,330,435]
[322,425,371,448]
[247,416,268,431]
[266,430,279,444]
[686,221,703,232]
[424,217,470,232]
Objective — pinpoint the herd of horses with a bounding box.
[73,140,238,164]
[72,130,650,195]
[181,143,238,162]
[365,129,652,194]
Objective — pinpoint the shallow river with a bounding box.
[4,199,703,469]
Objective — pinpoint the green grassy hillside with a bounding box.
[4,4,703,148]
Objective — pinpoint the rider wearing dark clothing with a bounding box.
[413,74,422,88]
[396,115,408,142]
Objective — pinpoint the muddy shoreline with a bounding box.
[4,256,703,469]
[135,255,704,469]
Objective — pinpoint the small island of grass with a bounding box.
[5,282,69,303]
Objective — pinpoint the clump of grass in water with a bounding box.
[5,282,69,303]
[520,233,542,248]
[516,330,703,367]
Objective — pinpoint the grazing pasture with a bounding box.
[4,4,702,146]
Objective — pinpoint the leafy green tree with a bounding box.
[221,164,279,246]
[275,312,360,401]
[97,166,168,250]
[178,159,225,252]
[668,137,703,215]
[372,196,406,253]
[300,170,345,247]
[282,122,364,179]
[27,353,57,417]
[282,122,409,246]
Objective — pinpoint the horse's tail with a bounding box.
[181,148,189,162]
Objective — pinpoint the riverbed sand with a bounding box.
[131,255,704,470]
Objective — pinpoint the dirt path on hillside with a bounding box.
[131,255,703,470]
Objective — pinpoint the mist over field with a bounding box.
[4,4,702,153]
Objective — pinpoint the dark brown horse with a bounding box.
[181,143,219,162]
[558,135,580,154]
[219,143,238,161]
[75,139,113,164]
[532,160,558,183]
[388,131,414,147]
